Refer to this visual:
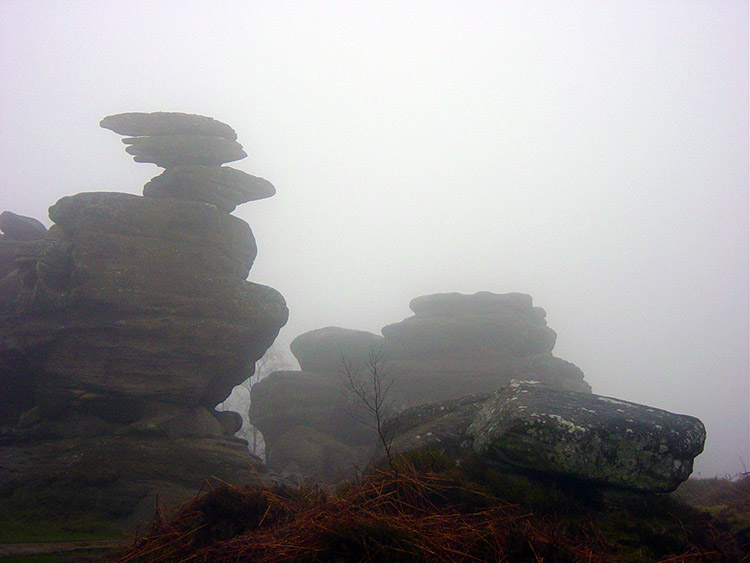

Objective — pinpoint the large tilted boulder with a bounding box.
[0,112,287,527]
[468,380,706,493]
[381,394,489,460]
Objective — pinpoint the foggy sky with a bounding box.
[1,1,747,477]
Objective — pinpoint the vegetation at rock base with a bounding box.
[111,450,747,562]
[673,472,750,551]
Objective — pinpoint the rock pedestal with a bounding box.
[0,112,287,525]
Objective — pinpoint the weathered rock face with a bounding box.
[382,292,590,400]
[143,166,275,213]
[468,380,706,493]
[0,433,271,522]
[267,425,369,484]
[250,328,385,480]
[0,112,287,526]
[252,294,590,484]
[0,212,48,424]
[381,394,489,460]
[249,370,376,459]
[290,326,385,374]
[0,211,47,280]
[3,192,286,417]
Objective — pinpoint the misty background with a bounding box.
[1,1,747,477]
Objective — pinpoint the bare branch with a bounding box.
[340,345,397,476]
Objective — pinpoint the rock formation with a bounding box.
[382,292,590,406]
[0,112,288,525]
[468,380,706,492]
[250,328,384,483]
[250,292,590,483]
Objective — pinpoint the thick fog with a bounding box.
[1,2,747,477]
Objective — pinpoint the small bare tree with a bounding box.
[341,345,397,475]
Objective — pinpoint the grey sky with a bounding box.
[1,1,747,477]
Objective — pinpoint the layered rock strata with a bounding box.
[100,111,275,212]
[382,292,590,404]
[0,112,287,525]
[250,329,383,482]
[250,292,590,483]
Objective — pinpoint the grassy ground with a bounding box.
[2,454,746,562]
[108,450,749,562]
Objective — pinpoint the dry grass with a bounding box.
[112,455,749,563]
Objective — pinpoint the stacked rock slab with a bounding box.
[100,111,275,213]
[250,293,590,484]
[382,292,590,405]
[0,112,288,526]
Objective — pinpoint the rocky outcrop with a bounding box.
[0,212,48,424]
[249,369,376,478]
[382,394,489,459]
[251,293,590,484]
[468,380,706,493]
[382,292,590,403]
[100,111,274,212]
[0,112,287,526]
[290,326,385,374]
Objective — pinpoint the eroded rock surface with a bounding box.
[382,292,590,400]
[0,112,287,527]
[468,380,706,492]
[290,326,385,374]
[253,293,591,484]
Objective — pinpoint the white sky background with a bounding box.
[1,1,747,477]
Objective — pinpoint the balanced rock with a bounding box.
[101,112,275,215]
[143,165,275,213]
[100,111,238,140]
[122,135,246,168]
[468,380,706,493]
[290,327,385,374]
